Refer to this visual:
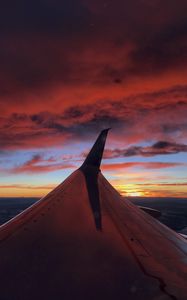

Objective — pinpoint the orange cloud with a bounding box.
[102,162,185,171]
[0,184,55,198]
[0,184,55,190]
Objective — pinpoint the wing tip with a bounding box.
[81,128,111,169]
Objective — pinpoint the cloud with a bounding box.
[2,153,185,175]
[136,182,187,187]
[129,17,187,74]
[0,0,187,108]
[102,162,185,171]
[0,1,187,197]
[104,141,187,158]
[0,184,55,190]
[0,84,187,151]
[7,154,75,174]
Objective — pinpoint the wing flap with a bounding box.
[138,206,161,219]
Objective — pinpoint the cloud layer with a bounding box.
[104,141,187,158]
[0,85,187,151]
[0,1,187,196]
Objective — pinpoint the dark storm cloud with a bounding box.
[0,1,93,92]
[30,104,125,137]
[31,112,66,132]
[0,0,91,35]
[0,0,187,95]
[130,18,187,73]
[162,123,187,134]
[87,0,187,80]
[104,141,187,159]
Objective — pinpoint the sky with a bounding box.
[0,0,187,198]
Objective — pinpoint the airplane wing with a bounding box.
[0,129,187,300]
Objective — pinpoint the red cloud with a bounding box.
[9,155,75,174]
[2,154,185,175]
[0,85,187,151]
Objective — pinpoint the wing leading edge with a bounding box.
[0,130,186,300]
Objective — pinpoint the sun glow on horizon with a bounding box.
[113,183,146,197]
[126,191,145,197]
[112,180,187,198]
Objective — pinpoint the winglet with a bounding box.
[81,128,110,170]
[80,129,110,231]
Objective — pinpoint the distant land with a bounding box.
[0,197,187,233]
[0,197,37,225]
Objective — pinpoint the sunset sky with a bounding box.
[0,0,187,197]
